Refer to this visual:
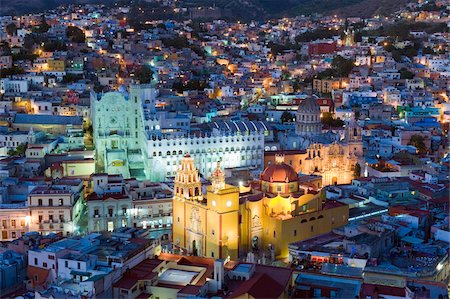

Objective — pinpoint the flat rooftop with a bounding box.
[159,269,199,285]
[234,263,253,273]
[349,202,388,220]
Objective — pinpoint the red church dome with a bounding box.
[260,154,298,183]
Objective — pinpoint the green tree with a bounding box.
[172,79,207,93]
[422,47,435,55]
[34,15,50,33]
[321,112,344,127]
[352,163,361,179]
[8,143,27,156]
[135,65,153,84]
[83,122,93,137]
[295,28,342,43]
[331,55,354,78]
[281,70,291,80]
[161,36,189,49]
[5,23,17,36]
[23,34,36,50]
[12,52,38,62]
[408,134,427,155]
[66,26,85,43]
[63,73,83,83]
[0,42,10,54]
[281,111,295,123]
[0,66,25,78]
[156,23,166,30]
[316,68,335,80]
[43,40,67,51]
[400,68,414,79]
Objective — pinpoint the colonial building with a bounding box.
[91,85,151,179]
[92,85,267,181]
[0,206,29,241]
[145,123,266,181]
[127,180,173,235]
[172,154,349,259]
[278,96,363,186]
[86,174,173,234]
[86,174,132,232]
[28,180,84,236]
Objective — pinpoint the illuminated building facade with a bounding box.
[27,182,84,236]
[92,85,266,181]
[296,97,323,136]
[172,155,240,259]
[173,154,349,259]
[86,174,173,234]
[91,85,153,179]
[145,124,266,182]
[279,96,363,186]
[0,207,29,241]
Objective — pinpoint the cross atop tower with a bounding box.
[275,153,285,164]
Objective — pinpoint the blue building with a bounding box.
[0,250,26,295]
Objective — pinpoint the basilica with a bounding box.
[278,96,363,186]
[172,153,349,260]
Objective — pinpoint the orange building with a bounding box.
[172,154,349,259]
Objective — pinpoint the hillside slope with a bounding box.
[1,0,412,19]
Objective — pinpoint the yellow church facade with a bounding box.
[172,154,349,260]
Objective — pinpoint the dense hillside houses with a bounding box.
[0,0,448,298]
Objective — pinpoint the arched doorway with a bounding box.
[332,177,338,185]
[192,240,198,256]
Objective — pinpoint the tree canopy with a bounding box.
[399,68,414,79]
[316,55,354,79]
[352,163,361,179]
[33,15,50,33]
[135,65,154,84]
[5,23,17,36]
[66,26,86,43]
[321,112,344,127]
[407,134,427,155]
[281,111,295,123]
[8,143,27,156]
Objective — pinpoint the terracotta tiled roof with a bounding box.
[260,163,298,183]
[360,283,405,298]
[27,266,51,289]
[229,272,286,298]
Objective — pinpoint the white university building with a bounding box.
[92,85,267,181]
